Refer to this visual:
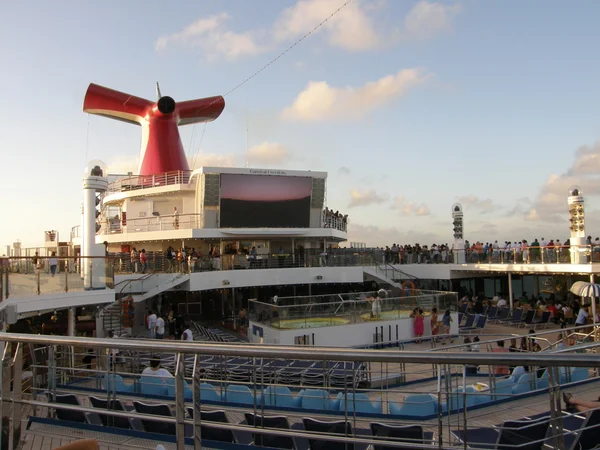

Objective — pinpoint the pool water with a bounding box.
[274,317,351,329]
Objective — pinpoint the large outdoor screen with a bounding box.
[220,174,312,227]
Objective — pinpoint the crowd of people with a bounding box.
[381,235,600,264]
[145,308,193,341]
[322,207,348,231]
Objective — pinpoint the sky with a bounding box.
[2,0,600,250]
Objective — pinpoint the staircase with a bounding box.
[100,301,123,336]
[139,273,189,301]
[363,265,402,294]
[363,263,421,297]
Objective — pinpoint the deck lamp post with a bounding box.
[568,186,586,264]
[82,160,108,290]
[452,203,465,264]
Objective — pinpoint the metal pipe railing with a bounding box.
[2,333,599,367]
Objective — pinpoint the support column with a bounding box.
[591,274,597,325]
[68,308,76,336]
[291,237,295,266]
[508,273,513,309]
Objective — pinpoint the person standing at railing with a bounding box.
[440,309,453,345]
[140,249,148,274]
[31,252,40,274]
[147,310,157,339]
[48,251,58,277]
[411,308,424,343]
[430,308,439,342]
[155,314,165,339]
[130,247,138,273]
[173,207,179,229]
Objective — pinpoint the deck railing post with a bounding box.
[36,266,40,295]
[175,353,186,450]
[548,366,565,449]
[192,354,202,450]
[10,343,22,450]
[0,342,9,450]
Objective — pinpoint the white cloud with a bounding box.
[247,142,290,165]
[191,153,239,168]
[273,0,381,51]
[155,13,266,61]
[529,142,600,220]
[348,189,387,208]
[347,223,439,247]
[155,1,461,61]
[391,196,430,216]
[282,68,429,121]
[456,195,500,214]
[106,156,138,174]
[402,1,461,41]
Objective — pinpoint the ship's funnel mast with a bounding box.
[83,83,225,176]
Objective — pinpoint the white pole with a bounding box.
[67,308,76,336]
[591,274,597,325]
[508,273,513,310]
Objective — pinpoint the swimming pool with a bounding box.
[273,317,351,329]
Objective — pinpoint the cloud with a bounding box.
[246,142,290,165]
[155,1,461,61]
[282,68,429,121]
[273,0,381,51]
[347,223,439,247]
[528,142,600,220]
[402,1,461,41]
[391,196,430,216]
[455,195,500,214]
[337,166,351,175]
[106,156,138,174]
[155,13,266,61]
[348,189,387,208]
[191,153,239,168]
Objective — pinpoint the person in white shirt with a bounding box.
[108,330,121,367]
[148,310,157,339]
[575,306,589,326]
[181,325,193,341]
[155,315,165,339]
[141,356,173,378]
[497,298,508,308]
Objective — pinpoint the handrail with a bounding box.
[430,324,596,353]
[1,333,599,367]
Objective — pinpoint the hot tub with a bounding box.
[273,317,351,329]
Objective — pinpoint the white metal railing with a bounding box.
[99,213,202,235]
[106,170,192,194]
[1,333,599,450]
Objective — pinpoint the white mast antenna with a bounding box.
[156,82,162,100]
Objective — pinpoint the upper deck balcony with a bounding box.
[97,169,347,240]
[105,170,192,196]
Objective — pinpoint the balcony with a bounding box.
[107,170,192,194]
